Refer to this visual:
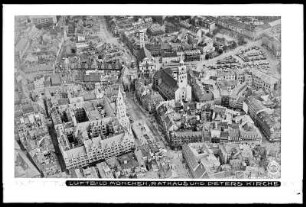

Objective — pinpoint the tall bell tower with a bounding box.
[177,54,187,88]
[139,31,145,49]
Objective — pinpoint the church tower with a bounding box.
[175,53,192,103]
[139,31,145,49]
[116,87,130,130]
[177,54,188,88]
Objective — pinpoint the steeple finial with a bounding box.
[180,53,184,65]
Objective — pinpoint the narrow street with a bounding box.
[48,124,67,173]
[43,99,67,172]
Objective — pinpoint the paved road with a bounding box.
[16,139,44,177]
[125,92,168,149]
[48,124,67,172]
[43,100,67,172]
[97,17,136,66]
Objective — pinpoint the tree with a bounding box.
[205,54,210,60]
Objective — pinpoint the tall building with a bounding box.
[52,98,135,169]
[116,87,130,130]
[175,56,192,102]
[139,31,145,48]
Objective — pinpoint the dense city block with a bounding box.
[15,15,281,179]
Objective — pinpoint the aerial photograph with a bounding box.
[14,15,281,179]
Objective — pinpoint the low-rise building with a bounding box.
[182,143,221,178]
[251,70,279,92]
[147,23,165,36]
[184,49,201,62]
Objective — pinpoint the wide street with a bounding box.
[97,17,136,66]
[125,92,191,178]
[125,92,168,148]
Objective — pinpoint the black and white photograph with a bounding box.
[3,4,303,204]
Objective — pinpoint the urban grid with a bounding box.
[14,15,281,179]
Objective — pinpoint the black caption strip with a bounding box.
[66,180,281,187]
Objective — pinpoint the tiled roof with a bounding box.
[50,74,61,86]
[182,144,198,170]
[160,68,178,89]
[182,144,206,178]
[193,163,206,178]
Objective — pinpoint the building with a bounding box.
[182,143,221,178]
[51,96,135,169]
[191,81,214,102]
[96,162,114,178]
[135,80,164,114]
[182,144,207,178]
[217,69,236,82]
[132,120,156,147]
[50,74,62,86]
[30,15,57,27]
[244,97,279,142]
[251,69,279,92]
[256,111,281,142]
[155,102,206,149]
[191,16,216,33]
[33,75,45,93]
[201,17,216,32]
[165,21,179,33]
[261,34,281,58]
[153,57,192,102]
[145,43,162,57]
[244,96,267,120]
[16,111,61,177]
[216,16,273,40]
[161,51,179,64]
[139,31,145,48]
[115,87,130,131]
[184,50,201,62]
[138,49,157,80]
[57,121,135,170]
[169,130,203,149]
[175,58,192,102]
[147,23,165,36]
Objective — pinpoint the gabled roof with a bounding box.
[193,163,207,178]
[182,144,198,170]
[137,47,152,62]
[159,68,178,89]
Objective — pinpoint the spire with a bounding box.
[180,53,184,65]
[117,85,123,101]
